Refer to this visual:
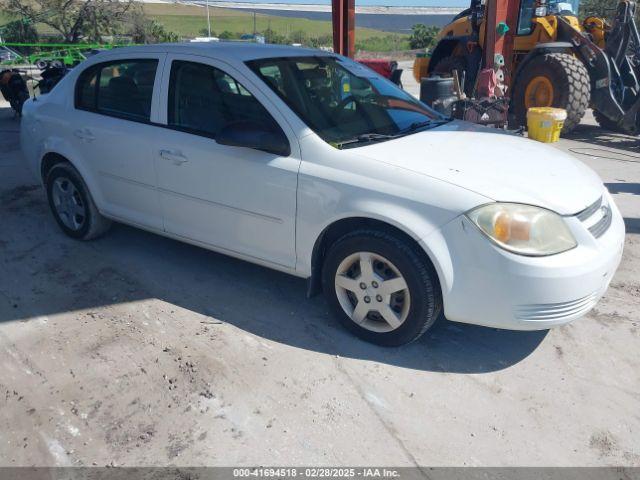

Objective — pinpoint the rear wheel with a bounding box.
[322,230,442,347]
[512,53,590,134]
[45,163,112,240]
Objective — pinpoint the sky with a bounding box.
[231,0,469,6]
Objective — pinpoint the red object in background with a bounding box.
[476,68,499,97]
[358,59,395,79]
[332,0,355,58]
[477,0,519,96]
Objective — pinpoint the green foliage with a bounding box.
[579,0,618,17]
[218,30,237,40]
[409,23,440,50]
[262,28,287,45]
[355,35,410,52]
[0,19,38,43]
[128,9,179,43]
[290,29,306,44]
[198,28,217,37]
[307,34,333,48]
[0,0,135,42]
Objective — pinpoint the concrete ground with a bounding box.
[0,77,639,467]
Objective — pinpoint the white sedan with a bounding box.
[20,43,625,346]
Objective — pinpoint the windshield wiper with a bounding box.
[398,119,451,135]
[335,132,398,148]
[334,119,453,149]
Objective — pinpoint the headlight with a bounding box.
[466,203,577,256]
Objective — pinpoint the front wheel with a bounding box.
[322,230,442,346]
[511,53,590,134]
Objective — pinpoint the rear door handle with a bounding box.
[159,149,188,165]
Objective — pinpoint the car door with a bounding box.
[71,53,165,230]
[151,54,301,269]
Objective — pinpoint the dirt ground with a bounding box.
[0,81,639,467]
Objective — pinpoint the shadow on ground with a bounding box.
[606,182,640,195]
[565,123,640,153]
[0,189,548,376]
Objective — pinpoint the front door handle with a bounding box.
[159,149,188,165]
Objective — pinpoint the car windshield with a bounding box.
[246,55,446,148]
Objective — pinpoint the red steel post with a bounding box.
[332,0,356,58]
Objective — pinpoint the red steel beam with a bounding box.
[332,0,355,58]
[483,0,519,72]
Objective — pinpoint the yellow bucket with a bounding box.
[527,107,567,143]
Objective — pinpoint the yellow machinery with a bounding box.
[415,0,640,134]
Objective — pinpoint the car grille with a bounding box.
[516,292,600,321]
[576,196,612,239]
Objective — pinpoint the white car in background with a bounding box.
[20,43,625,346]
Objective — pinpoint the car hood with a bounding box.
[354,121,603,215]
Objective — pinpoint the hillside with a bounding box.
[142,3,409,48]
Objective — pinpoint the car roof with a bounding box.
[93,42,332,62]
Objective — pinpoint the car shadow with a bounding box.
[0,207,548,375]
[0,106,547,374]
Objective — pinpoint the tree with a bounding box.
[0,0,135,43]
[127,9,179,44]
[199,28,218,38]
[0,19,38,43]
[262,28,286,45]
[218,30,236,40]
[580,0,638,21]
[409,23,439,50]
[580,0,617,17]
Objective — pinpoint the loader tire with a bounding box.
[512,53,590,134]
[432,55,471,95]
[593,109,626,133]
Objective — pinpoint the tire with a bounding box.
[322,229,442,347]
[45,162,112,240]
[512,53,590,134]
[592,109,631,134]
[432,55,471,95]
[14,90,29,116]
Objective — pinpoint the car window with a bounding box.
[247,56,442,147]
[168,60,280,138]
[75,59,158,122]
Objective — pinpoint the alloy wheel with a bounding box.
[51,177,86,231]
[334,251,411,333]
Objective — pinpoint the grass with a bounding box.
[143,4,407,44]
[0,3,409,52]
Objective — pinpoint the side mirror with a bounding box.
[217,121,291,157]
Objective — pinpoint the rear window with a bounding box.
[75,59,158,122]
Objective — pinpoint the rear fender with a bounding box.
[38,137,106,209]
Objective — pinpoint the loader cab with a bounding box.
[517,0,581,35]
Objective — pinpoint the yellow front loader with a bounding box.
[415,0,640,134]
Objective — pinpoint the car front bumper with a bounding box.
[429,191,625,331]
